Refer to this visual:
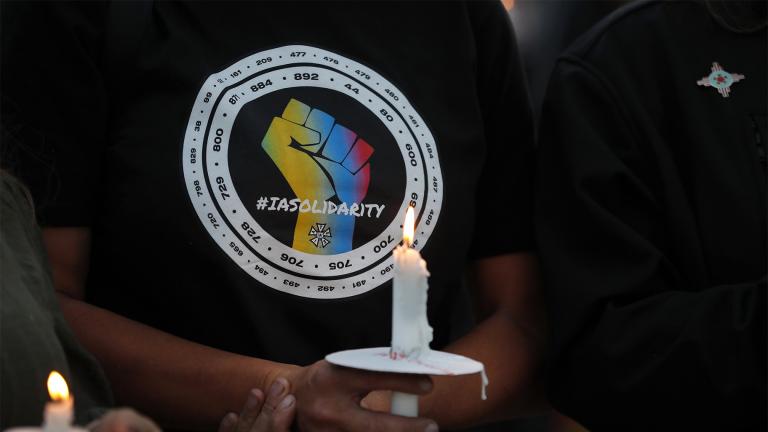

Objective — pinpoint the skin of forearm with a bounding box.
[418,309,549,428]
[56,293,299,430]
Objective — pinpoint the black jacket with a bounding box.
[536,1,766,431]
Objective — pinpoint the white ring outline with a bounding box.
[182,45,443,298]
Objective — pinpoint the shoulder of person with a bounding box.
[0,172,34,219]
[464,0,511,26]
[560,0,707,66]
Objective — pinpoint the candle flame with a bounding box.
[47,371,70,402]
[403,207,415,247]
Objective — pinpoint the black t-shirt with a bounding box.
[536,1,766,431]
[2,1,533,367]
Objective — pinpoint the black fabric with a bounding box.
[0,173,114,428]
[2,3,533,429]
[103,0,154,79]
[536,1,766,431]
[0,1,108,226]
[705,0,767,33]
[466,1,535,258]
[510,0,630,124]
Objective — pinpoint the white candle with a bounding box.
[390,207,433,417]
[43,372,73,432]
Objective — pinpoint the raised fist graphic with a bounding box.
[261,98,374,254]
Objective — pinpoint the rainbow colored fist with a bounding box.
[261,98,374,254]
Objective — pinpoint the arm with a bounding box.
[420,253,548,428]
[44,227,296,430]
[535,58,767,430]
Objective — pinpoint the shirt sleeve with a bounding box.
[535,57,767,431]
[466,0,535,259]
[1,1,108,226]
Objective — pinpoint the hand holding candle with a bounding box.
[326,207,487,420]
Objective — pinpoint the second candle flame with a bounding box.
[47,371,70,402]
[403,207,415,248]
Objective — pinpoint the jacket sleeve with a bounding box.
[535,57,766,431]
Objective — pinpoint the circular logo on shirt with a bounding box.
[182,45,443,299]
